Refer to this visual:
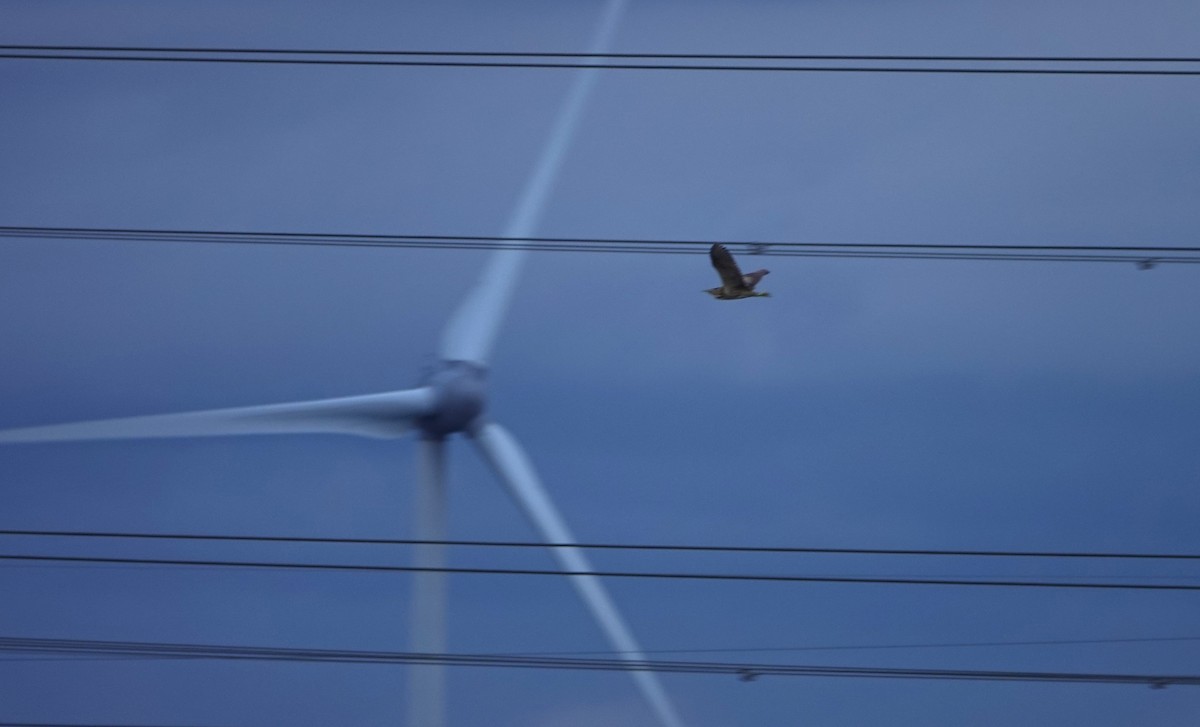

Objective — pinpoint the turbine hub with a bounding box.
[418,360,487,437]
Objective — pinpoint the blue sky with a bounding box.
[1,1,1198,725]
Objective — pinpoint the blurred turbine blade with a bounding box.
[0,388,437,443]
[469,420,685,727]
[438,0,628,366]
[436,242,526,367]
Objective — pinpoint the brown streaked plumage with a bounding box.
[705,244,771,299]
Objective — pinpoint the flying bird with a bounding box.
[705,243,770,299]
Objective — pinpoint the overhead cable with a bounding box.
[2,226,1195,265]
[2,528,1197,561]
[510,634,1200,658]
[0,723,218,727]
[1,552,1197,591]
[2,635,1197,687]
[3,46,1200,62]
[1,45,1199,76]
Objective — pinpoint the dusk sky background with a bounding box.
[1,1,1199,725]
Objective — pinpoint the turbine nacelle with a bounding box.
[418,360,487,438]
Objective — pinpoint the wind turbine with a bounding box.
[0,2,684,726]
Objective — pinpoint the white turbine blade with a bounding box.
[407,437,448,727]
[438,0,628,366]
[470,420,685,727]
[0,388,437,443]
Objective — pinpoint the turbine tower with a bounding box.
[0,2,684,725]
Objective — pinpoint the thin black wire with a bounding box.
[4,635,1197,660]
[1,48,1199,76]
[2,226,1196,265]
[1,552,1197,591]
[6,225,1197,251]
[2,636,1197,687]
[2,528,1197,561]
[3,45,1200,63]
[0,723,219,727]
[510,635,1200,658]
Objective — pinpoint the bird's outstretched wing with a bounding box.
[710,244,747,291]
[741,269,768,288]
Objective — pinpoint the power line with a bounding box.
[7,634,1198,660]
[9,633,1199,659]
[1,45,1199,76]
[2,635,1197,687]
[0,723,220,727]
[3,528,1197,561]
[0,723,218,727]
[2,226,1196,265]
[1,552,1197,591]
[4,45,1200,63]
[511,634,1200,658]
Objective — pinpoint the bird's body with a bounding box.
[705,243,771,299]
